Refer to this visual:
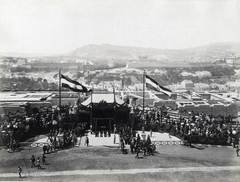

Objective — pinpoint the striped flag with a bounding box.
[145,74,172,96]
[61,74,92,93]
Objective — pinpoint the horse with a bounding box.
[141,140,156,156]
[147,143,156,155]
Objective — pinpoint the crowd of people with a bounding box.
[134,108,239,145]
[1,105,239,151]
[0,107,87,151]
[118,123,155,157]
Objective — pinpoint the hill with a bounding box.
[66,44,167,60]
[66,42,240,61]
[1,42,239,61]
[177,42,240,59]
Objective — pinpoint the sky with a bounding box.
[0,0,240,54]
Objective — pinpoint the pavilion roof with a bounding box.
[81,93,124,106]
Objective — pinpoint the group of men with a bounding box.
[30,154,47,169]
[17,154,47,178]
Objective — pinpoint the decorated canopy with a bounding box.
[81,93,125,107]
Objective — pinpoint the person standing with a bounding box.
[187,132,192,147]
[135,146,140,159]
[30,155,35,168]
[86,136,89,147]
[37,157,41,169]
[18,166,22,178]
[136,134,141,148]
[236,145,239,157]
[42,154,46,165]
[113,135,116,144]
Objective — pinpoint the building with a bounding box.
[0,92,54,119]
[195,71,212,78]
[108,59,116,68]
[168,84,185,91]
[181,80,194,91]
[181,71,195,77]
[226,81,240,92]
[138,55,148,62]
[83,61,94,70]
[194,83,211,92]
[218,85,228,92]
[210,83,219,91]
[226,55,239,66]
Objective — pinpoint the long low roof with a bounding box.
[81,93,124,106]
[0,92,54,102]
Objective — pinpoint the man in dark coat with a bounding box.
[30,155,35,168]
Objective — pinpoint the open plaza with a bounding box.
[0,129,240,181]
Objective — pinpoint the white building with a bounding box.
[226,55,239,66]
[194,83,211,92]
[181,80,194,91]
[226,81,240,92]
[195,71,212,78]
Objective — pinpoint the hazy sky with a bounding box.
[0,0,240,54]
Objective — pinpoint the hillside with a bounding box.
[1,42,239,61]
[66,42,240,61]
[177,42,240,58]
[67,44,172,60]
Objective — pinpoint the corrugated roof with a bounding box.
[0,92,54,102]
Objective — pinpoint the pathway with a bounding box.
[1,166,240,178]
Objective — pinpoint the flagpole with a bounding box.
[143,70,145,126]
[113,82,116,134]
[59,69,62,128]
[59,69,62,113]
[91,83,93,133]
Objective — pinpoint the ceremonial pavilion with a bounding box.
[79,93,130,133]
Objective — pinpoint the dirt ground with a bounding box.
[0,144,239,181]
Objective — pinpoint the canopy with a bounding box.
[81,93,124,106]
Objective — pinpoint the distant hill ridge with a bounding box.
[1,42,240,58]
[68,42,240,59]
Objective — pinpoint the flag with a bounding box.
[61,74,92,93]
[145,74,172,96]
